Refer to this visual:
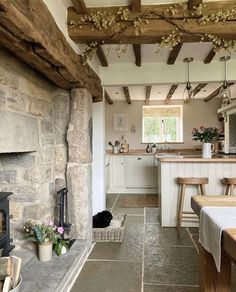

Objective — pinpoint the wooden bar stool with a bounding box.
[176,177,208,237]
[222,177,236,196]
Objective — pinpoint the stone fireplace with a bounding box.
[0,192,14,256]
[0,48,93,251]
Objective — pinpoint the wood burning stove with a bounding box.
[0,192,14,256]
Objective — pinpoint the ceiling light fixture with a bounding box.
[219,56,231,106]
[183,57,194,103]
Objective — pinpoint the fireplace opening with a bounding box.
[0,192,14,256]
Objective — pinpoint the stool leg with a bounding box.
[177,184,185,238]
[225,185,230,196]
[229,185,234,196]
[200,184,206,196]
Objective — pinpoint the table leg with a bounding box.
[199,244,231,292]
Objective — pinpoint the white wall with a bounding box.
[92,100,106,215]
[105,99,222,150]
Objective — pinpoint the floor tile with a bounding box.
[143,283,198,292]
[89,215,144,262]
[144,245,198,285]
[145,224,193,247]
[112,205,144,215]
[106,193,118,210]
[71,261,142,292]
[146,208,159,224]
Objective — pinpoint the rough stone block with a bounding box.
[10,201,23,221]
[28,98,50,117]
[53,92,70,144]
[55,145,67,174]
[67,88,92,164]
[0,153,37,167]
[0,111,39,153]
[0,88,6,109]
[41,134,54,146]
[67,163,92,242]
[40,119,53,134]
[0,170,17,183]
[41,146,55,165]
[23,204,53,221]
[6,91,25,112]
[3,185,39,203]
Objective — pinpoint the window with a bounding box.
[142,105,183,143]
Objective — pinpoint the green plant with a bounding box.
[22,220,60,244]
[192,126,222,143]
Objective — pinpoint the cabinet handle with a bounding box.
[137,157,142,160]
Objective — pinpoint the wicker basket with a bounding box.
[92,214,126,242]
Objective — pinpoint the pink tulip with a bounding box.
[57,227,64,234]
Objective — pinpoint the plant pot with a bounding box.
[38,241,53,262]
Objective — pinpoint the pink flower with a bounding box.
[57,227,64,234]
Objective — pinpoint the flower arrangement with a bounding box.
[22,220,69,255]
[192,126,222,143]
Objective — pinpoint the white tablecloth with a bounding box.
[199,206,236,272]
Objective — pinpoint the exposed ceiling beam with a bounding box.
[71,0,88,14]
[132,0,141,12]
[193,83,207,96]
[96,45,108,67]
[167,43,182,65]
[123,86,132,104]
[204,48,216,64]
[145,86,152,104]
[0,0,102,101]
[105,90,113,104]
[188,0,203,10]
[204,83,234,102]
[133,44,141,67]
[165,84,178,104]
[68,1,236,44]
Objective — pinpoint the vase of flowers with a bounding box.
[192,126,222,158]
[22,220,64,261]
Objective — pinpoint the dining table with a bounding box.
[191,195,236,292]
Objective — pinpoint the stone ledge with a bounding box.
[12,240,89,292]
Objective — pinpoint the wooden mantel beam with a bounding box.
[123,87,132,104]
[68,2,236,44]
[165,84,178,104]
[0,0,102,101]
[188,0,203,10]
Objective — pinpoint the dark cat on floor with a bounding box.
[93,210,113,228]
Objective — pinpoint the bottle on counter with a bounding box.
[151,144,157,154]
[146,144,151,153]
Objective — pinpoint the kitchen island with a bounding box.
[157,156,236,227]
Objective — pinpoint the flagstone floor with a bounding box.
[71,193,201,292]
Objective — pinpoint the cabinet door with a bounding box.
[126,156,154,188]
[110,156,125,188]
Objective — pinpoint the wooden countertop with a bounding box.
[158,156,236,162]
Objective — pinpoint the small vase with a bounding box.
[202,143,214,158]
[38,241,53,262]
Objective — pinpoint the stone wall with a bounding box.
[0,48,70,249]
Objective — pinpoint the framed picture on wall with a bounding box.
[114,113,128,131]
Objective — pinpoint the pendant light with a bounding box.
[183,57,194,102]
[219,56,231,106]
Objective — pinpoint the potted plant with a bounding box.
[22,220,64,261]
[192,126,222,158]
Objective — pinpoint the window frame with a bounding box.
[142,105,183,144]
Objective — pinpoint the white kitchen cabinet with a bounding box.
[126,156,154,188]
[110,156,125,188]
[107,155,157,194]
